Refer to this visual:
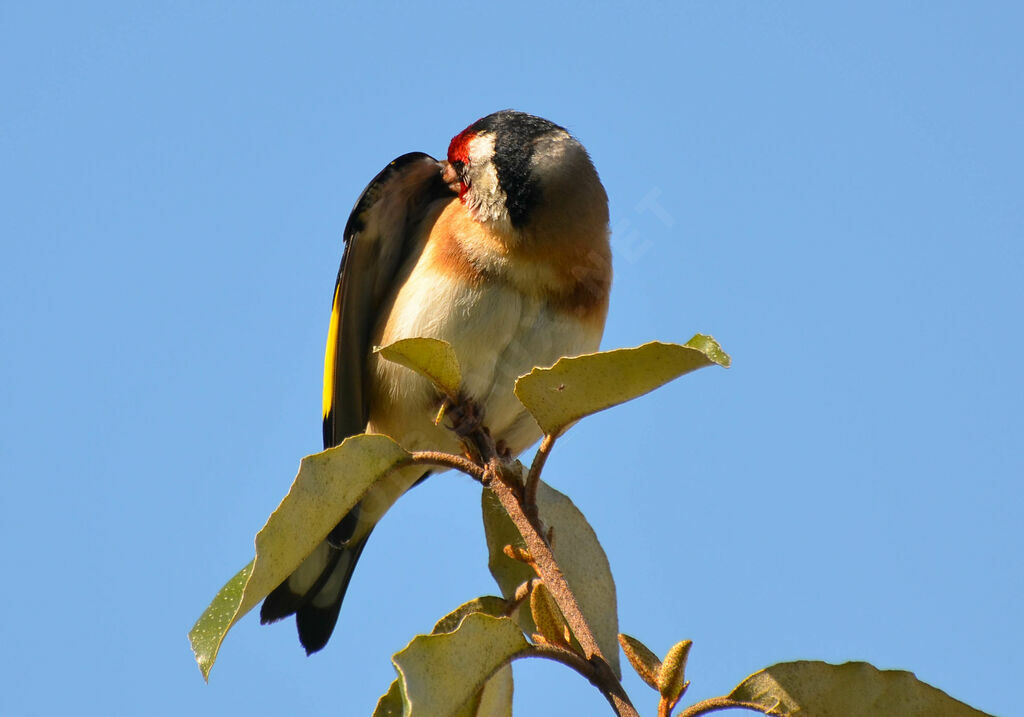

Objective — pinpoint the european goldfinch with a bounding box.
[261,110,612,653]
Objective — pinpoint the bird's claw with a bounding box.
[447,397,485,437]
[495,439,513,460]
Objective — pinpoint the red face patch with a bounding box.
[447,126,474,166]
[447,127,475,199]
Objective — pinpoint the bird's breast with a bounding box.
[367,199,611,455]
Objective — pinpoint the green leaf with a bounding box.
[376,337,462,398]
[728,661,994,716]
[618,633,661,690]
[187,560,253,679]
[376,662,515,717]
[456,664,513,717]
[514,336,730,436]
[375,597,515,717]
[372,680,405,717]
[657,639,692,707]
[482,480,621,678]
[431,596,509,634]
[440,598,515,717]
[392,613,530,717]
[188,434,411,680]
[530,581,571,648]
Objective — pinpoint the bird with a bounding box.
[260,110,612,654]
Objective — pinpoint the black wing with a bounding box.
[322,152,454,448]
[260,153,453,651]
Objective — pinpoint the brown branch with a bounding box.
[526,644,638,717]
[407,450,486,482]
[487,468,638,717]
[451,406,638,716]
[524,434,555,515]
[676,696,773,717]
[487,476,596,653]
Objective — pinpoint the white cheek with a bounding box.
[467,133,496,169]
[465,134,508,223]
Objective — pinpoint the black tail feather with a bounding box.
[259,533,371,654]
[259,545,343,625]
[295,535,370,653]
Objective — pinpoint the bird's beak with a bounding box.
[440,161,461,192]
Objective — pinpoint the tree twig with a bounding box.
[676,696,773,717]
[487,467,638,717]
[407,450,486,482]
[526,644,638,717]
[452,405,639,717]
[524,434,555,516]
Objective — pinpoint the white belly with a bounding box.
[367,253,602,457]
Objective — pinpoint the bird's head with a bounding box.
[442,110,608,235]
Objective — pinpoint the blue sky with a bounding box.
[2,2,1020,715]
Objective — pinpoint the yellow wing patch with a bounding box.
[322,282,342,420]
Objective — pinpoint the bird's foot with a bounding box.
[447,397,486,438]
[494,439,513,461]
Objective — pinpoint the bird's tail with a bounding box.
[260,526,371,654]
[260,466,428,653]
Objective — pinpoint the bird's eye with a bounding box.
[451,160,466,177]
